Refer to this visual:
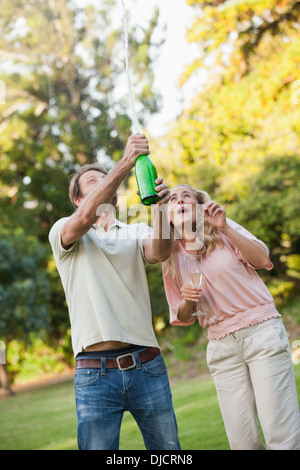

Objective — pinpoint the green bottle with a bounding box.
[135,154,161,205]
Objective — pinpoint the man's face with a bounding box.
[74,170,106,207]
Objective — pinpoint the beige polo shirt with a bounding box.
[49,217,160,357]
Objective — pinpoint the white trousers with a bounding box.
[207,318,300,450]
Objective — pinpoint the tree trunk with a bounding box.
[0,363,14,396]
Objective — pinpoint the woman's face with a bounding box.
[169,186,199,229]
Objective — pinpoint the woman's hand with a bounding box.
[204,200,226,230]
[180,284,202,303]
[205,201,271,268]
[177,284,202,321]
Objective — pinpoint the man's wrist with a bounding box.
[116,157,134,175]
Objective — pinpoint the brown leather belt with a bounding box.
[76,347,160,371]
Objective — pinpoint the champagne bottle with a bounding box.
[135,154,161,205]
[121,3,160,206]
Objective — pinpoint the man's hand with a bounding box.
[122,134,150,169]
[136,177,170,204]
[154,177,170,205]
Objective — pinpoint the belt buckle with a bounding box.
[116,353,136,371]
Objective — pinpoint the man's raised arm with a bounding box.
[143,179,173,264]
[61,135,150,249]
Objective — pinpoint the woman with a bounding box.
[163,184,300,450]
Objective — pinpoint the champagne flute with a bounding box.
[185,255,206,316]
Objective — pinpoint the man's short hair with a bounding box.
[69,163,114,208]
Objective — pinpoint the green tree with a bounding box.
[147,0,300,315]
[0,229,50,340]
[0,228,50,393]
[0,0,163,238]
[0,0,164,365]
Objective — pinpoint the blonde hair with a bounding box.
[165,184,223,278]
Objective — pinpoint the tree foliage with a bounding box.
[1,0,300,371]
[0,0,163,350]
[0,228,50,342]
[147,0,300,315]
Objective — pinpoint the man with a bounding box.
[49,134,180,450]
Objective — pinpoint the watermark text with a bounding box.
[96,199,205,251]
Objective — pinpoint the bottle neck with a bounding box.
[136,154,148,161]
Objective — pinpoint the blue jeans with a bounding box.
[74,349,181,450]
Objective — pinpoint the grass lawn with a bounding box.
[0,365,299,450]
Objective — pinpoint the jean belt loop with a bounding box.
[101,356,107,376]
[134,351,142,370]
